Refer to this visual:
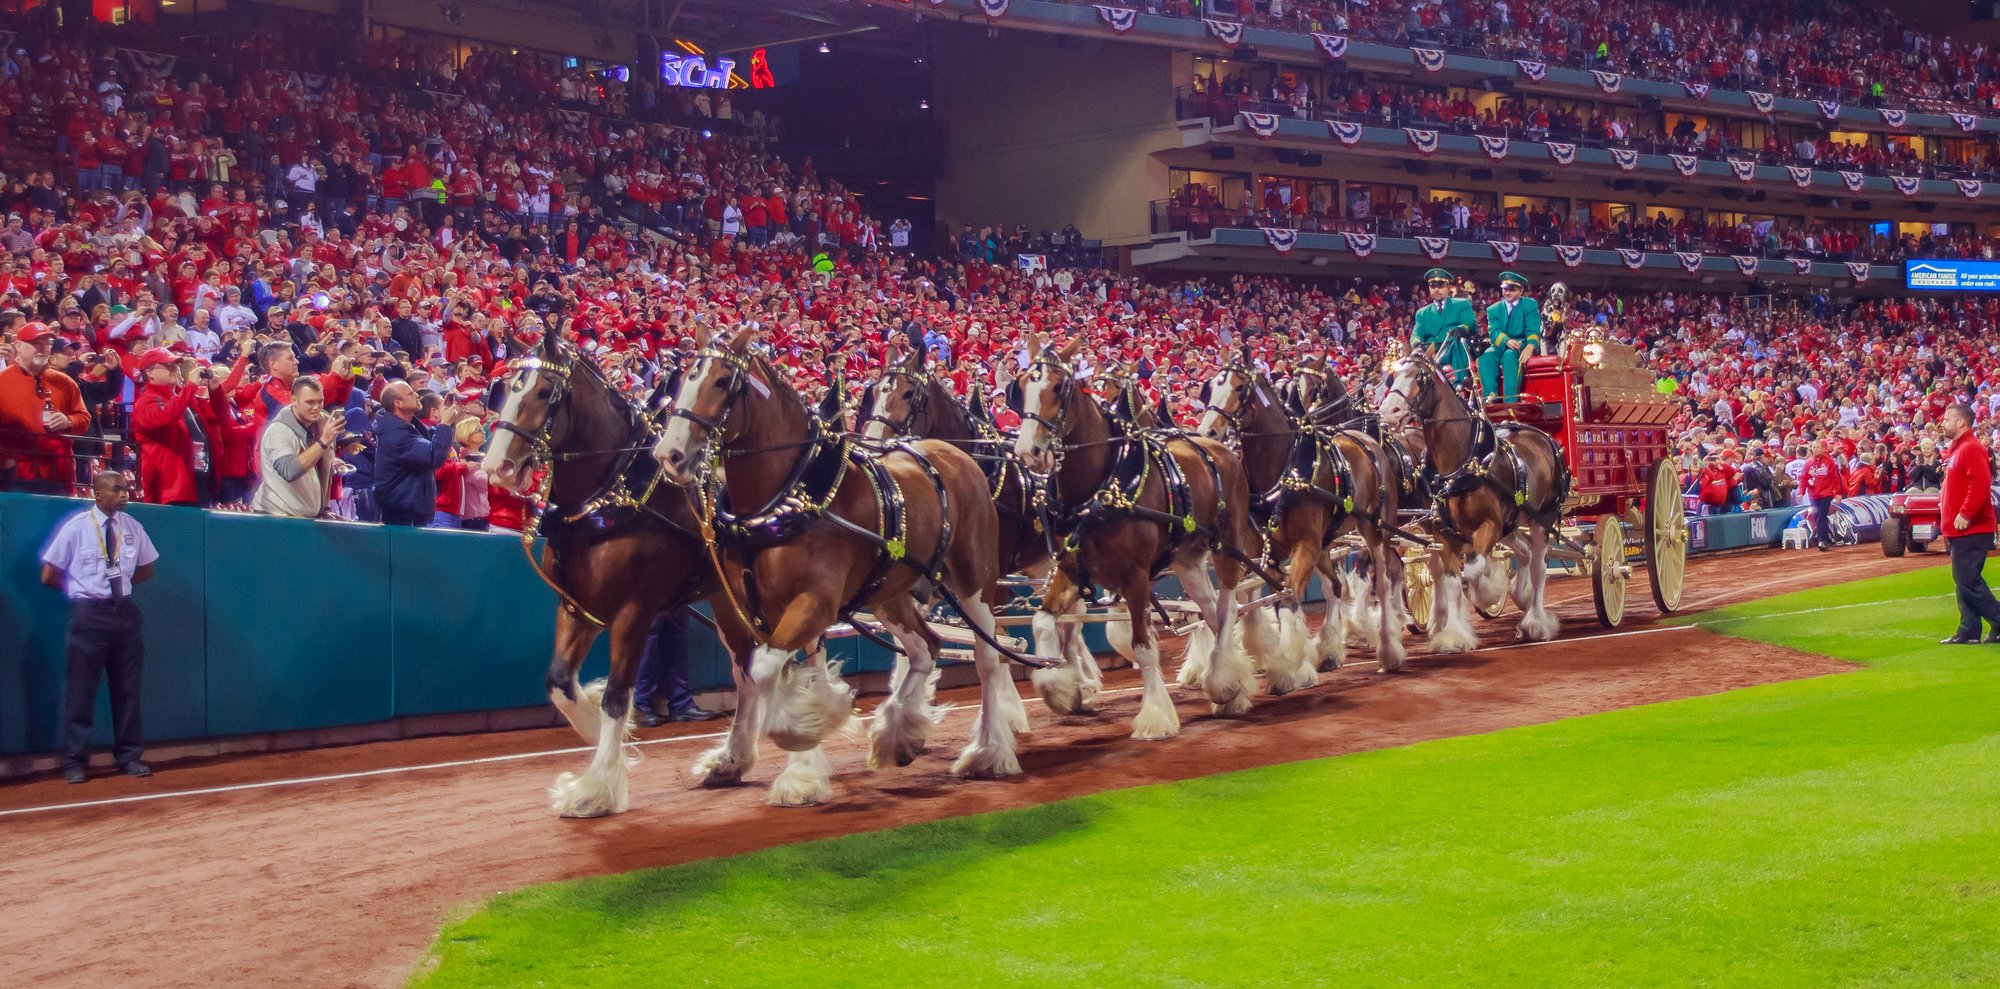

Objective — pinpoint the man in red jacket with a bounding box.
[1802,439,1845,552]
[130,349,201,506]
[1939,403,2000,644]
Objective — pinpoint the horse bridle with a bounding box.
[1020,355,1077,449]
[860,364,933,436]
[1204,361,1260,440]
[666,345,758,444]
[491,349,579,474]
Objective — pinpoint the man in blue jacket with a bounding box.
[373,381,462,526]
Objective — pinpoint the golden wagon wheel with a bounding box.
[1645,457,1688,614]
[1591,516,1628,628]
[1403,554,1434,635]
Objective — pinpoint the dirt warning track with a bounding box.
[0,546,1931,989]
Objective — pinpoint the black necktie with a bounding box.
[104,519,123,602]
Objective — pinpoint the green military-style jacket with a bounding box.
[1484,297,1543,349]
[1412,297,1478,351]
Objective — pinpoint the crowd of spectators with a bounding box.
[0,10,1994,536]
[1114,0,2000,118]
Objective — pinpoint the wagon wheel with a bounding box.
[1645,457,1687,614]
[1591,517,1628,628]
[1403,555,1434,634]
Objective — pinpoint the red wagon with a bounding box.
[1477,330,1690,627]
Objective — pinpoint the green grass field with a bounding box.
[412,566,2000,988]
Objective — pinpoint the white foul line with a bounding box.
[0,593,1947,819]
[0,687,1151,819]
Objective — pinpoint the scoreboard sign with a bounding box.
[1905,259,2000,291]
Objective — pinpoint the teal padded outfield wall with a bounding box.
[0,490,1765,758]
[1,493,688,757]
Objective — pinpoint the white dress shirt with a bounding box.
[40,506,158,601]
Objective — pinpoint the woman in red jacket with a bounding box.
[129,349,201,506]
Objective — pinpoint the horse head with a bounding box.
[484,323,579,493]
[1014,334,1085,473]
[653,324,764,484]
[1197,346,1260,442]
[1379,352,1443,436]
[860,346,932,441]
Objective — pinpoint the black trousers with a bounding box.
[62,599,145,769]
[1948,532,2000,637]
[632,610,696,715]
[1812,496,1836,547]
[380,507,429,527]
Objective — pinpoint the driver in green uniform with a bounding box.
[1480,270,1542,403]
[1410,267,1477,387]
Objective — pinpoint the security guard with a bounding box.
[1410,267,1477,386]
[39,471,157,783]
[1480,270,1542,402]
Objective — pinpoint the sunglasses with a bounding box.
[1502,284,1524,292]
[1426,279,1452,287]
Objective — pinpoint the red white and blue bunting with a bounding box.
[1879,108,1907,130]
[1617,248,1646,270]
[1261,227,1299,254]
[976,0,1009,17]
[1846,262,1871,283]
[1343,232,1378,258]
[1094,5,1137,33]
[1682,81,1711,101]
[1786,258,1811,276]
[1411,48,1447,73]
[1951,112,1979,132]
[1516,60,1547,82]
[1894,175,1922,197]
[1677,252,1705,274]
[1669,154,1697,177]
[1610,148,1639,171]
[122,49,178,76]
[1546,142,1578,167]
[1747,91,1776,115]
[1489,240,1522,264]
[1405,128,1441,156]
[1786,165,1814,189]
[1591,70,1621,94]
[1815,100,1841,121]
[1239,111,1281,139]
[1312,33,1348,60]
[1732,256,1762,277]
[1840,170,1865,192]
[1477,135,1509,160]
[1555,245,1585,268]
[1329,120,1365,145]
[1728,158,1757,183]
[1204,18,1245,46]
[1416,237,1451,261]
[1958,178,1984,199]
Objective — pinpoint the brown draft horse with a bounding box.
[1197,351,1415,682]
[857,350,1103,709]
[1013,335,1269,737]
[482,328,789,817]
[1379,352,1566,653]
[654,327,1019,799]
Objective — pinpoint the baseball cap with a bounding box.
[15,321,55,342]
[138,347,180,370]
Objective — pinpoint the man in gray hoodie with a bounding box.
[251,376,342,518]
